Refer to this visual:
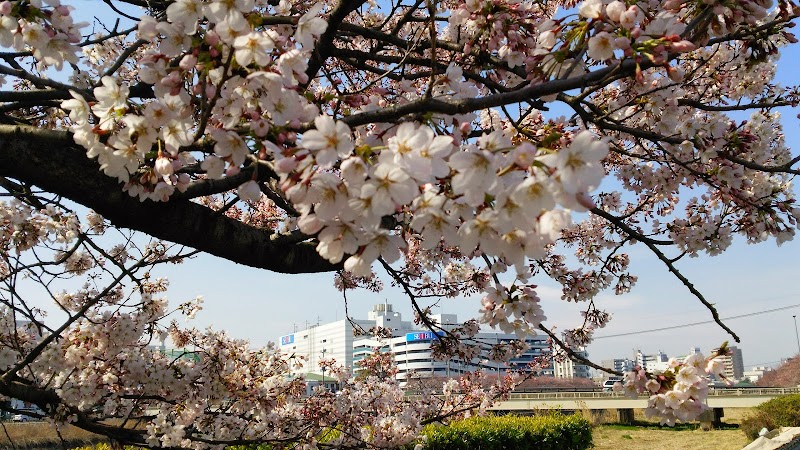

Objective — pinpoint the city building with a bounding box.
[554,348,591,378]
[278,303,590,384]
[635,349,669,372]
[742,366,772,383]
[600,358,635,374]
[711,345,744,380]
[277,314,375,377]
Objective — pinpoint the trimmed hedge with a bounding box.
[741,393,800,440]
[421,414,592,450]
[73,415,592,450]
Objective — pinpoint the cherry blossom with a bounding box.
[0,0,796,444]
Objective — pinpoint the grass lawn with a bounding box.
[592,424,750,450]
[587,407,754,450]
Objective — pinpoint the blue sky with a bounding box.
[54,2,800,370]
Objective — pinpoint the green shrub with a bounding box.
[741,393,800,440]
[420,413,592,450]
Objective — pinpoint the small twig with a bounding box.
[538,324,623,376]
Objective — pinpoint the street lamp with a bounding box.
[793,316,800,357]
[320,348,327,390]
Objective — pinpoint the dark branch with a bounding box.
[0,125,339,274]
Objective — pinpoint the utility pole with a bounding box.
[793,315,800,356]
[321,348,327,390]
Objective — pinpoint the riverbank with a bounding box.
[0,422,105,449]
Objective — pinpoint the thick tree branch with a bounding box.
[0,125,338,274]
[341,59,645,127]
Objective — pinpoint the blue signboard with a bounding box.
[406,331,441,342]
[280,334,294,345]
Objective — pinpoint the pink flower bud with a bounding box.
[179,55,197,71]
[667,66,684,82]
[606,1,625,21]
[615,37,631,49]
[154,157,173,178]
[576,192,596,209]
[275,157,298,173]
[620,8,639,29]
[670,40,696,52]
[0,2,12,15]
[205,32,220,46]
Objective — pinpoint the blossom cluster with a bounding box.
[617,350,729,425]
[0,0,84,71]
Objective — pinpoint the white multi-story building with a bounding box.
[710,345,744,380]
[553,348,591,378]
[743,366,771,383]
[354,329,557,383]
[279,303,415,376]
[636,349,669,371]
[279,304,590,384]
[278,318,370,376]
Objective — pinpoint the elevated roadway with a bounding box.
[489,387,800,424]
[491,387,800,411]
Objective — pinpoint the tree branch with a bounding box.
[0,125,339,274]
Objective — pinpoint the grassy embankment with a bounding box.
[0,421,106,449]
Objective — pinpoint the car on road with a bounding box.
[12,413,33,422]
[602,378,622,391]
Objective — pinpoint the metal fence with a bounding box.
[504,387,800,400]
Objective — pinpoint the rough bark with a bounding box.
[0,125,338,274]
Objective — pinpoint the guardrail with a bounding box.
[503,387,800,400]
